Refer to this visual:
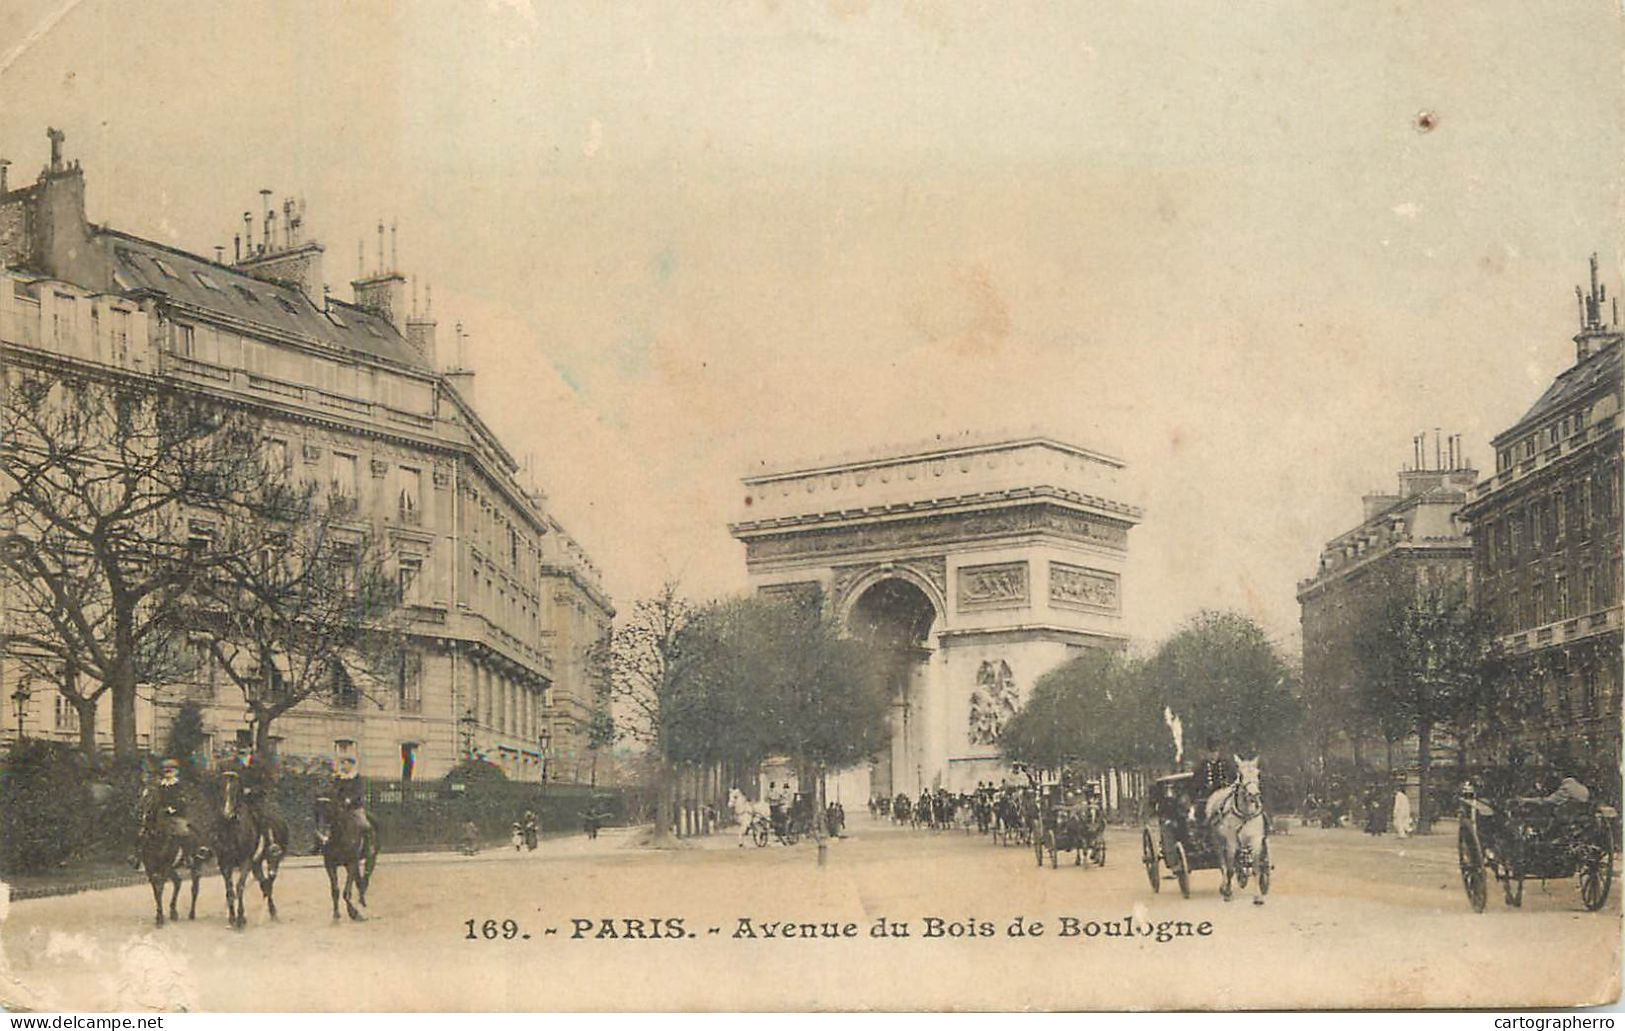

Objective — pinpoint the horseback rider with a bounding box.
[135,758,208,866]
[316,754,372,850]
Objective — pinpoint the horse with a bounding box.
[138,808,204,927]
[215,771,288,929]
[317,795,378,921]
[727,788,771,847]
[1206,755,1268,905]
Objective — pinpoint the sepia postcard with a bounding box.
[0,0,1620,1014]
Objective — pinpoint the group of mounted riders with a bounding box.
[132,750,379,928]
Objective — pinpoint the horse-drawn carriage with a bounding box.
[1033,781,1107,869]
[1141,767,1271,901]
[1457,779,1615,912]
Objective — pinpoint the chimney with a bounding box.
[443,321,474,403]
[0,158,11,194]
[21,128,94,283]
[353,271,407,334]
[405,281,438,368]
[236,240,326,301]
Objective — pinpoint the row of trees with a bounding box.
[1004,584,1503,832]
[591,584,891,843]
[1,371,404,762]
[1000,610,1303,809]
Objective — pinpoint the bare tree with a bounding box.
[588,582,698,842]
[191,479,405,758]
[0,372,259,757]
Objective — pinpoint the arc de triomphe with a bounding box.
[729,435,1142,796]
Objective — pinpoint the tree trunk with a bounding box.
[651,756,673,842]
[1416,720,1433,834]
[72,695,98,758]
[813,761,828,867]
[111,618,139,757]
[254,713,275,759]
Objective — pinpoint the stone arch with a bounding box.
[836,565,945,640]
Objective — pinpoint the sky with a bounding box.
[1,0,1620,653]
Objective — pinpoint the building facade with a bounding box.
[730,434,1142,795]
[1296,447,1478,770]
[539,515,615,785]
[1460,259,1623,773]
[0,131,608,782]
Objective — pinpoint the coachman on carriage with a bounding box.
[1033,777,1107,869]
[1142,756,1271,903]
[1456,769,1615,912]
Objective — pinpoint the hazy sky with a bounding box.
[2,0,1620,651]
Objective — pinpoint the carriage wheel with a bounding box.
[1458,823,1487,913]
[1257,839,1270,896]
[752,823,769,848]
[1046,828,1058,869]
[1142,829,1161,892]
[1581,835,1613,912]
[1173,842,1191,899]
[784,827,800,846]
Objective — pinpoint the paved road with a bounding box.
[1,817,1617,1011]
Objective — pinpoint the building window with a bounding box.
[172,322,195,357]
[54,695,79,733]
[264,438,291,476]
[398,556,422,604]
[398,649,422,713]
[397,467,422,525]
[331,452,359,506]
[1556,575,1569,621]
[1554,491,1566,541]
[334,739,358,768]
[110,308,130,362]
[1584,566,1597,612]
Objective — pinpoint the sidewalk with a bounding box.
[1,824,645,902]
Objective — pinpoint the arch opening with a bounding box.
[847,577,937,799]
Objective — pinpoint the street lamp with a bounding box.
[11,677,32,741]
[459,709,478,761]
[537,725,552,785]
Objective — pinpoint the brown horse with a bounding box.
[317,795,378,921]
[138,811,204,927]
[215,772,288,929]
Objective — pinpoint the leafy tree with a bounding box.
[164,699,209,771]
[1148,610,1301,759]
[1001,648,1172,811]
[691,591,889,857]
[1353,580,1500,831]
[0,373,260,756]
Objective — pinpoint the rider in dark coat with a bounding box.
[316,754,371,850]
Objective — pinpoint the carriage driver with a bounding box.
[1190,738,1237,826]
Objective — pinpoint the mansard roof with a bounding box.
[95,228,427,372]
[1495,337,1621,447]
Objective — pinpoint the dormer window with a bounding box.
[150,257,179,280]
[234,285,259,304]
[193,271,222,292]
[275,297,300,315]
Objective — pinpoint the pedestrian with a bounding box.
[1392,785,1411,839]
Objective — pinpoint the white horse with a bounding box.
[727,788,771,847]
[1205,755,1269,905]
